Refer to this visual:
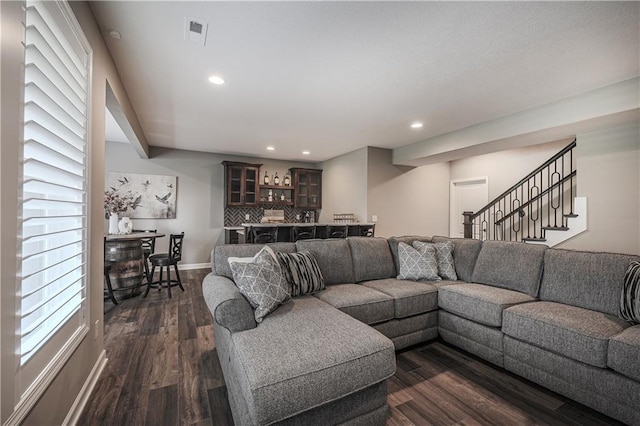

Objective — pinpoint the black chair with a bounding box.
[359,224,375,237]
[144,232,185,298]
[327,225,348,238]
[133,229,157,284]
[251,226,278,244]
[104,237,118,305]
[292,225,316,241]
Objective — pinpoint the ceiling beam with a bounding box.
[393,77,640,166]
[106,82,149,159]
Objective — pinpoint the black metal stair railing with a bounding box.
[463,140,576,242]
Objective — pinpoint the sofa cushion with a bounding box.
[213,242,297,279]
[314,284,394,325]
[387,235,432,271]
[396,242,440,281]
[276,251,325,296]
[348,237,396,282]
[438,310,505,367]
[413,240,457,281]
[373,311,438,339]
[362,278,438,318]
[620,261,640,323]
[438,283,536,327]
[503,301,630,368]
[540,248,640,317]
[296,239,355,285]
[229,296,396,424]
[230,247,291,323]
[608,325,640,381]
[431,236,482,283]
[471,240,547,297]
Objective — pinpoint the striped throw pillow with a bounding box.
[277,251,325,297]
[620,261,640,324]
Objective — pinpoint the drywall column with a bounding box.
[367,147,450,237]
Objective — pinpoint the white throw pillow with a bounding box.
[397,242,440,281]
[413,240,457,281]
[229,246,290,323]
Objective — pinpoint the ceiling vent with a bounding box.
[184,18,208,46]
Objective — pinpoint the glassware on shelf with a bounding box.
[263,171,270,185]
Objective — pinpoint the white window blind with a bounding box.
[19,0,90,376]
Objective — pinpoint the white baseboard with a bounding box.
[178,263,211,271]
[63,350,107,426]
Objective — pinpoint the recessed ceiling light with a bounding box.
[411,122,423,129]
[108,29,122,40]
[208,75,225,85]
[302,151,310,155]
[266,146,275,151]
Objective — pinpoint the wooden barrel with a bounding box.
[105,239,145,296]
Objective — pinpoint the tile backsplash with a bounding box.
[224,205,316,226]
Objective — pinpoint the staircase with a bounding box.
[463,140,587,246]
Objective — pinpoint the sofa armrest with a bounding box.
[202,273,256,332]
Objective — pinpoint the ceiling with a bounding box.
[91,1,639,162]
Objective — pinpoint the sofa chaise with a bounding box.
[203,236,640,425]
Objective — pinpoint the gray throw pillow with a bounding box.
[276,251,325,297]
[620,261,640,324]
[414,240,457,281]
[397,242,440,281]
[230,247,290,323]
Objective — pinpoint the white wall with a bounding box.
[367,147,450,237]
[559,124,640,254]
[105,142,316,264]
[0,2,149,423]
[319,147,368,223]
[450,138,572,200]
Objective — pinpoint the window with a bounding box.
[18,0,91,395]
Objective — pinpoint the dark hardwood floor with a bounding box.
[80,269,622,425]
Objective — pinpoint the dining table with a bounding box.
[105,232,165,297]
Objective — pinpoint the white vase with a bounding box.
[118,216,132,234]
[108,212,119,234]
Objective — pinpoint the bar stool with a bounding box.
[144,232,185,298]
[327,225,348,238]
[292,225,316,241]
[251,226,278,244]
[132,228,157,283]
[360,224,375,237]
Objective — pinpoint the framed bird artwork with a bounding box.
[106,172,177,218]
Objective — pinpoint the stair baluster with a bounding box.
[463,140,576,244]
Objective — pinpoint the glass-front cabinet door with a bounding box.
[291,168,322,209]
[223,161,262,206]
[227,165,243,205]
[243,166,259,205]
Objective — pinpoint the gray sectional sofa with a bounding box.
[203,236,640,425]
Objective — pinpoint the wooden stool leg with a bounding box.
[104,271,118,305]
[143,265,155,298]
[166,265,172,299]
[143,256,151,283]
[174,264,184,292]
